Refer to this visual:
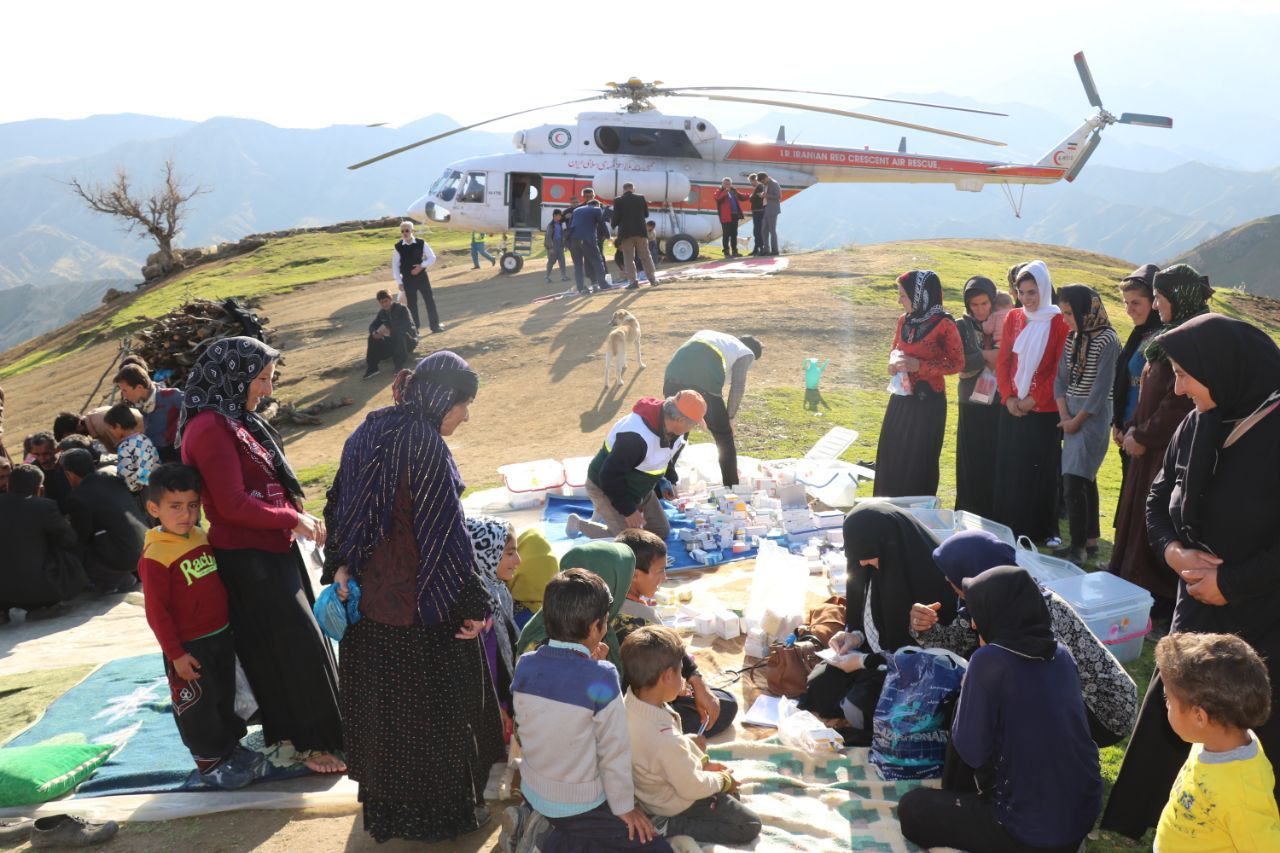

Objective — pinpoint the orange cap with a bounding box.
[673,390,707,427]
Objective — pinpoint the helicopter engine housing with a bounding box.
[589,169,692,204]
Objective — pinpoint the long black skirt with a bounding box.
[341,617,504,843]
[954,402,1001,519]
[991,408,1061,542]
[214,545,342,753]
[873,391,947,498]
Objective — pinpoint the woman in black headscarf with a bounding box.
[873,270,964,497]
[799,502,957,731]
[1108,265,1213,613]
[324,352,504,843]
[1101,314,1280,838]
[1109,264,1162,499]
[179,336,344,773]
[954,275,1002,517]
[899,566,1102,853]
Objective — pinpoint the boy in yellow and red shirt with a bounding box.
[1154,632,1280,851]
[138,463,256,789]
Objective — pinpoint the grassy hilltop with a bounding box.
[5,226,1280,851]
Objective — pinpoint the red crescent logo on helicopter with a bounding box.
[549,128,572,149]
[1052,150,1073,166]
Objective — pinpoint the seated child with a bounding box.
[508,527,559,630]
[138,463,258,789]
[615,529,738,737]
[465,515,521,735]
[623,626,761,847]
[104,403,160,496]
[981,291,1014,348]
[1154,632,1280,851]
[507,568,671,852]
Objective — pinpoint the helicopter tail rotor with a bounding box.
[1064,52,1172,182]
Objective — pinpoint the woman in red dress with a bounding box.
[991,260,1070,543]
[873,270,964,497]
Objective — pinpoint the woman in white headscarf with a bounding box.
[991,261,1069,543]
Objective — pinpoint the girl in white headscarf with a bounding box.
[991,261,1070,544]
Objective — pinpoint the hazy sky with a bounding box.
[6,0,1277,133]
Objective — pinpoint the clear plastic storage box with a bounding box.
[1043,572,1154,663]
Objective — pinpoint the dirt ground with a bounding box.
[2,251,876,852]
[1,247,904,492]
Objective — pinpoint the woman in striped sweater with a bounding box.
[1053,285,1120,565]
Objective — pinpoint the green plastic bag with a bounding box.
[0,743,114,806]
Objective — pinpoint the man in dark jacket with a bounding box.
[0,464,86,621]
[363,290,418,379]
[566,190,607,295]
[27,431,72,512]
[612,182,659,290]
[566,391,705,540]
[61,449,145,593]
[748,174,767,255]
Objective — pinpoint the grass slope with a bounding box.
[0,225,471,381]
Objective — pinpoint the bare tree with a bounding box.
[69,159,208,277]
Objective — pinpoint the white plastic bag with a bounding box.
[887,371,913,396]
[778,705,843,753]
[969,368,998,405]
[744,540,809,641]
[234,657,259,722]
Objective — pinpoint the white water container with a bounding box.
[1043,572,1154,664]
[561,456,593,497]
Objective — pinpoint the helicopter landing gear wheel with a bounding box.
[667,234,699,263]
[499,252,523,275]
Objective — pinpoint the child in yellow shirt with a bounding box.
[1154,632,1280,851]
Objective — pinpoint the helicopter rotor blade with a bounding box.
[666,86,1007,117]
[1064,131,1102,182]
[346,95,608,170]
[1118,112,1173,129]
[1074,52,1103,109]
[666,92,1006,147]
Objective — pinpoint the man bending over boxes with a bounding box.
[566,392,705,540]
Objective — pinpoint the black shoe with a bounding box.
[431,325,445,333]
[1053,546,1087,565]
[26,602,74,621]
[101,576,138,595]
[472,265,481,270]
[576,288,589,295]
[30,815,119,848]
[625,282,639,290]
[362,368,381,380]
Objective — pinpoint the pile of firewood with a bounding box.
[129,298,274,388]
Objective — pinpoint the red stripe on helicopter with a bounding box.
[725,142,1064,180]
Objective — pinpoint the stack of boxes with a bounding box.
[673,477,846,566]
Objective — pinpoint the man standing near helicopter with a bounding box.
[758,172,781,255]
[391,221,443,333]
[612,182,658,290]
[566,189,607,295]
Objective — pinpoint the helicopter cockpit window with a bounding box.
[434,170,462,202]
[459,171,487,203]
[593,126,700,159]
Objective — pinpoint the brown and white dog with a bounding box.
[604,309,644,389]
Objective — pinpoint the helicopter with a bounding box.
[350,53,1170,274]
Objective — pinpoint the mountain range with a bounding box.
[0,104,1277,351]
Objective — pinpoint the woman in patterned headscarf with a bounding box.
[465,515,521,721]
[1052,285,1120,564]
[954,275,1002,518]
[323,351,503,844]
[873,270,964,497]
[179,336,344,774]
[1108,265,1214,611]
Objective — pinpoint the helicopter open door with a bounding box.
[506,173,542,229]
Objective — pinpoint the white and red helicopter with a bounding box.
[350,53,1170,273]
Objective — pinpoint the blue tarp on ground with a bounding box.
[541,494,756,572]
[4,654,307,797]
